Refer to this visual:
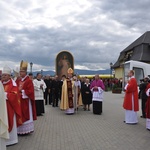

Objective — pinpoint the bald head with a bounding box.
[95,74,99,80]
[128,70,134,77]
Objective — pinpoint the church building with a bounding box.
[113,31,150,79]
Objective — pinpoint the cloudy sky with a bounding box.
[0,0,150,72]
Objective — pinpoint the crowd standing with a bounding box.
[1,63,150,149]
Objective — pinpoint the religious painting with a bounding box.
[56,51,74,80]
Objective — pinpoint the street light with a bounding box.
[110,62,113,90]
[30,62,33,73]
[41,69,43,76]
[110,62,113,78]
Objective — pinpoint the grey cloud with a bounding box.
[0,0,150,71]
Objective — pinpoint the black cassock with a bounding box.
[81,83,92,105]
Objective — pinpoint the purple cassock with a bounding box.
[90,79,105,115]
[90,79,105,90]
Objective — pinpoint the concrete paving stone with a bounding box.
[7,92,150,150]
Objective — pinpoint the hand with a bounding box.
[19,85,22,92]
[4,92,8,100]
[40,84,43,89]
[94,86,98,89]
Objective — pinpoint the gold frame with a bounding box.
[55,50,74,80]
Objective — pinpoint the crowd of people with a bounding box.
[1,62,150,149]
[0,60,37,150]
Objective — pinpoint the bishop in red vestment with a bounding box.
[17,60,37,135]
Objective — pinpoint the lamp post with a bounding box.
[41,69,43,76]
[30,62,33,73]
[110,62,113,78]
[110,62,113,90]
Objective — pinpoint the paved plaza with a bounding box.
[7,92,150,150]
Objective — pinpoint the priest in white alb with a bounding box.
[0,81,9,150]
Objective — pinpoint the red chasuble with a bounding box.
[3,79,22,132]
[145,83,150,119]
[18,76,37,123]
[123,77,139,111]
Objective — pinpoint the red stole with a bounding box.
[67,80,74,108]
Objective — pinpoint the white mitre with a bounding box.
[2,65,11,75]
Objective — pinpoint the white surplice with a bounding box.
[91,87,104,102]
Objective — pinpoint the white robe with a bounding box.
[6,115,18,146]
[0,82,9,150]
[33,79,46,100]
[125,95,138,124]
[17,96,34,134]
[146,119,150,129]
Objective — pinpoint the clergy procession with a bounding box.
[1,60,150,150]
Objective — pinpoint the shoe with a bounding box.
[147,128,150,131]
[75,108,78,111]
[140,116,146,118]
[126,123,137,125]
[88,109,90,111]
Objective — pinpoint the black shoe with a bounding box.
[75,108,78,111]
[140,116,146,118]
[147,128,150,131]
